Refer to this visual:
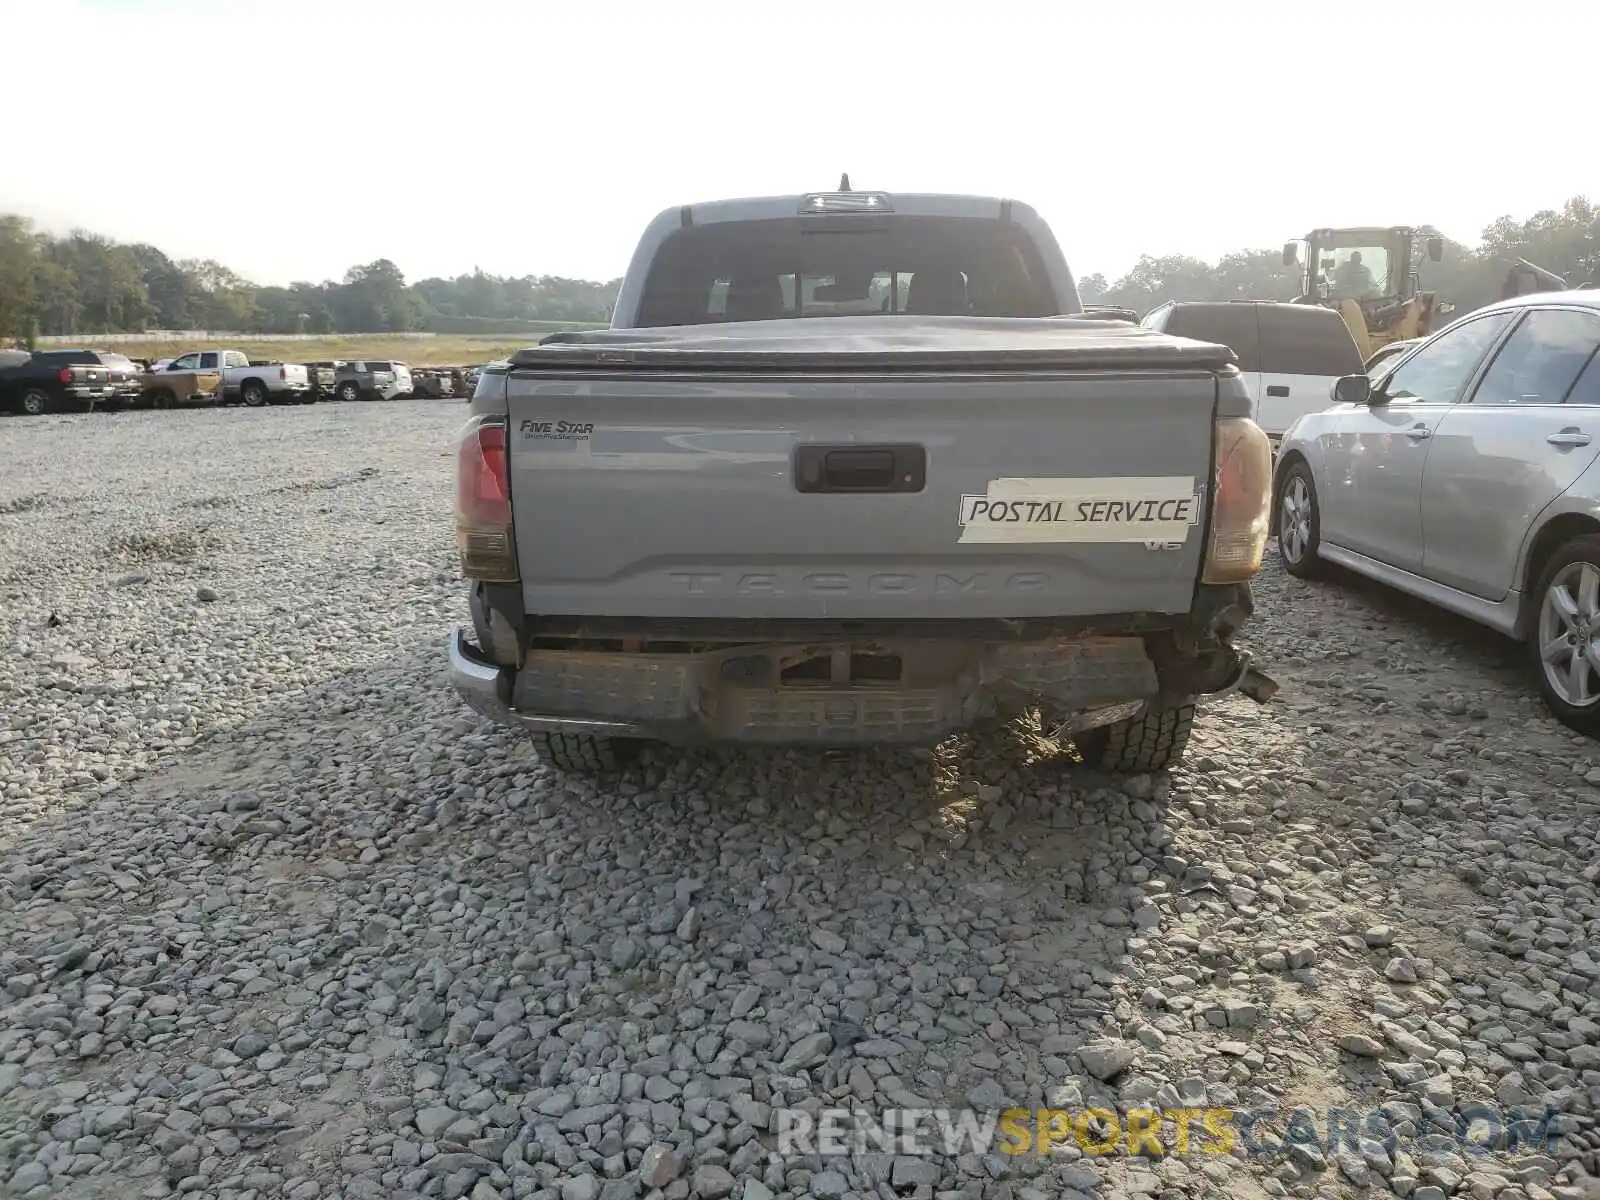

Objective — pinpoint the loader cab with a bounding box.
[1281,226,1445,359]
[1281,226,1441,305]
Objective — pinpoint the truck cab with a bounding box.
[166,349,252,373]
[607,186,1086,328]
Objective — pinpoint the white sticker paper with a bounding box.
[958,476,1202,544]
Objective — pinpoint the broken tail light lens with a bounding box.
[1201,416,1273,584]
[455,416,518,582]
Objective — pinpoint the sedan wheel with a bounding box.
[1275,462,1324,579]
[1538,561,1600,707]
[1530,534,1600,735]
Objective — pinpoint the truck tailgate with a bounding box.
[504,365,1222,620]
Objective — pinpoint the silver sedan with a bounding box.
[1362,336,1421,382]
[1273,290,1600,734]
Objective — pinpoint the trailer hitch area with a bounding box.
[1214,650,1279,705]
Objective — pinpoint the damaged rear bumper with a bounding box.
[447,614,1277,748]
[450,630,648,740]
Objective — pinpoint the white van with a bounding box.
[1140,300,1365,438]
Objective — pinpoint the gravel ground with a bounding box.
[2,403,1600,1200]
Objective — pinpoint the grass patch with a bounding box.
[103,329,603,368]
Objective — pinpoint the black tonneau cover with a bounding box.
[511,315,1237,374]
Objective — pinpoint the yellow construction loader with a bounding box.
[1282,226,1446,360]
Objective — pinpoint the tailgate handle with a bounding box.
[795,444,926,493]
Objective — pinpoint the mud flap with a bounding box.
[1213,651,1279,704]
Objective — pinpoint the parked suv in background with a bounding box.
[1141,300,1365,439]
[365,360,412,399]
[329,360,407,401]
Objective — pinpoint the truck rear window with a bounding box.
[635,216,1058,326]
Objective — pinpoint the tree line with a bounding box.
[1078,196,1600,315]
[2,196,1597,345]
[0,215,622,344]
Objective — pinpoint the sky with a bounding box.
[5,0,1597,288]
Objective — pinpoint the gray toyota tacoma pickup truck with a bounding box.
[447,183,1279,774]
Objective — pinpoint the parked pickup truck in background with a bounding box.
[303,362,337,400]
[158,349,312,406]
[26,348,144,408]
[448,184,1284,776]
[1,349,122,414]
[410,368,456,398]
[136,366,222,408]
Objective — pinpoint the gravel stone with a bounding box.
[4,409,1600,1199]
[690,1163,735,1198]
[1078,1038,1140,1081]
[1337,1033,1385,1058]
[1384,956,1419,984]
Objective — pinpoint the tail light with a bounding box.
[456,416,517,581]
[1201,416,1273,583]
[57,367,73,384]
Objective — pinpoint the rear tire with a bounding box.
[1528,533,1600,737]
[1075,702,1195,773]
[241,381,268,408]
[150,389,176,410]
[529,731,642,774]
[337,382,360,403]
[19,389,49,416]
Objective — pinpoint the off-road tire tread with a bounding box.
[1077,702,1196,773]
[529,731,639,773]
